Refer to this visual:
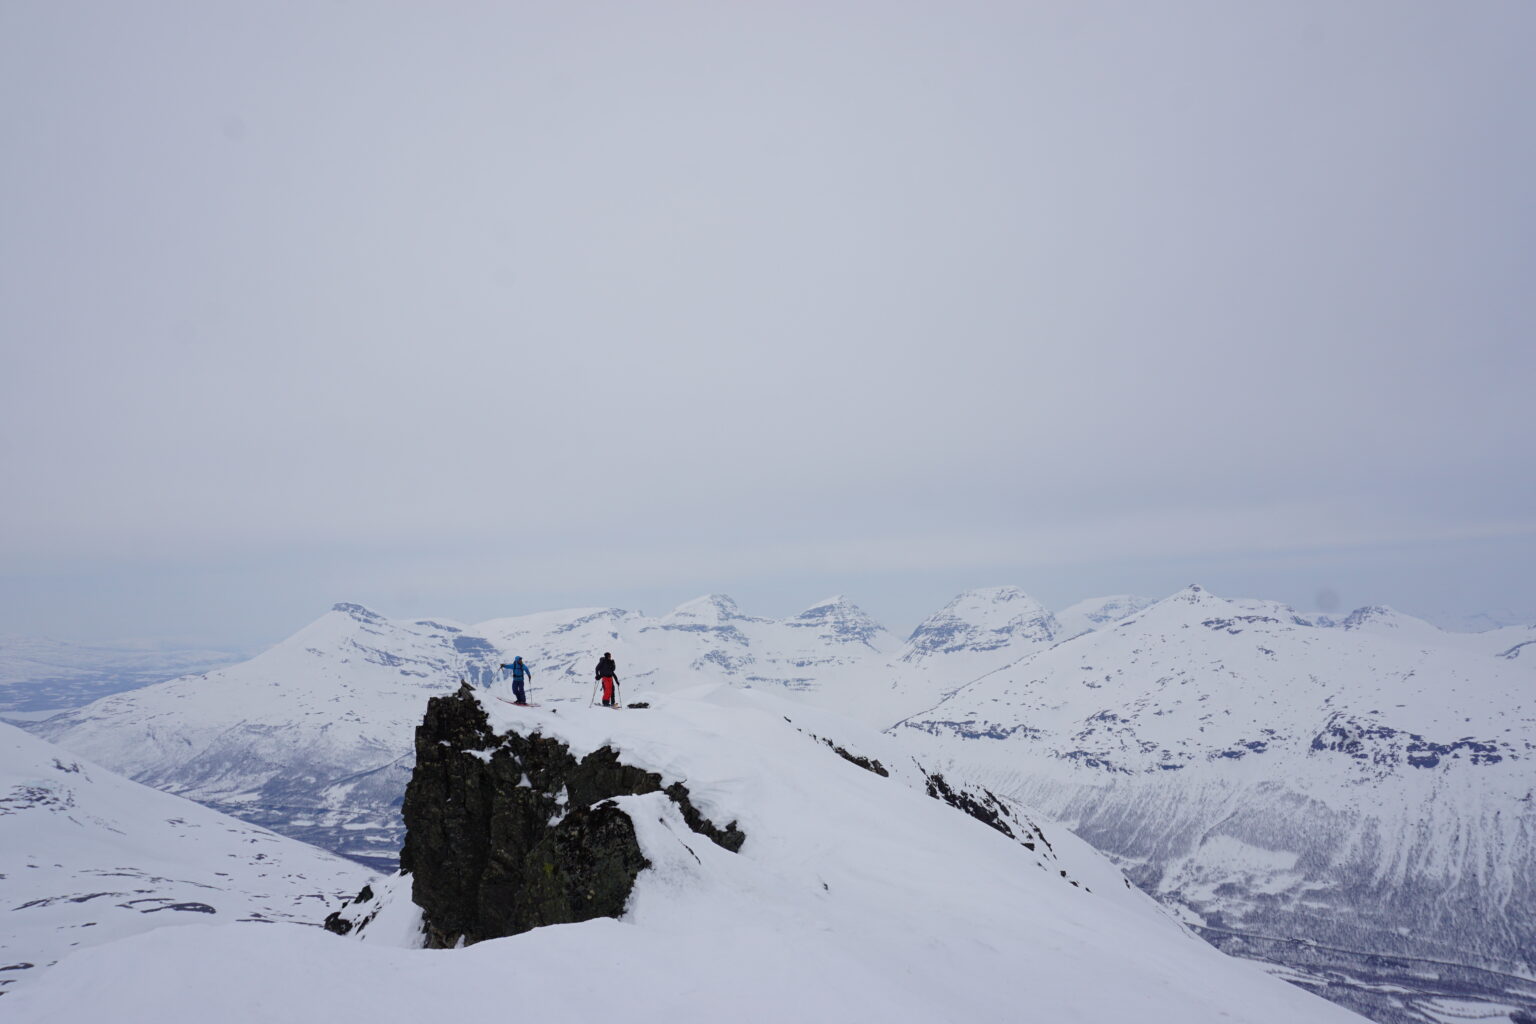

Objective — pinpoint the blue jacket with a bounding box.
[501,659,532,682]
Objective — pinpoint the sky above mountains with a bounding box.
[3,2,1533,647]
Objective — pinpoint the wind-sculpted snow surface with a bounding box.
[0,723,365,996]
[896,585,1536,1024]
[11,686,1370,1024]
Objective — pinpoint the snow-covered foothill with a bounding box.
[9,685,1367,1024]
[0,722,365,996]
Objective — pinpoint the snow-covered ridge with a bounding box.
[22,683,1364,1024]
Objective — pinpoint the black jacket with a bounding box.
[595,656,616,679]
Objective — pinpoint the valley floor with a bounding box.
[1197,926,1536,1024]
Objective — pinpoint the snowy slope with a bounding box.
[0,722,365,995]
[7,685,1368,1024]
[32,604,493,869]
[894,585,1536,1021]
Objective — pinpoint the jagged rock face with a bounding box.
[399,684,742,948]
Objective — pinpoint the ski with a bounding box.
[494,697,541,708]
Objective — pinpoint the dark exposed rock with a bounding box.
[827,741,889,777]
[323,883,377,935]
[397,682,744,948]
[321,910,354,935]
[781,717,890,778]
[663,782,746,852]
[492,800,651,941]
[922,770,1016,840]
[1309,713,1512,770]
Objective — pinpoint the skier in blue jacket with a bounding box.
[499,656,533,705]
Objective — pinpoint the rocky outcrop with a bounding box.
[396,684,743,948]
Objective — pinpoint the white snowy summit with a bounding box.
[788,594,899,652]
[901,585,1061,661]
[9,686,1367,1024]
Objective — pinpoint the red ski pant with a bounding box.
[600,676,615,703]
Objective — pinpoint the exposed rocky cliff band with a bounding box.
[377,683,744,948]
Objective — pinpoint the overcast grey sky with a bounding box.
[3,1,1533,648]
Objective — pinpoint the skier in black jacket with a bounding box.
[595,652,618,707]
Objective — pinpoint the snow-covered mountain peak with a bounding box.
[957,584,1041,607]
[476,606,633,642]
[1308,604,1455,652]
[799,594,851,614]
[922,586,1053,626]
[663,593,744,623]
[1118,584,1248,630]
[331,601,387,623]
[1336,604,1433,632]
[900,586,1059,665]
[788,596,896,652]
